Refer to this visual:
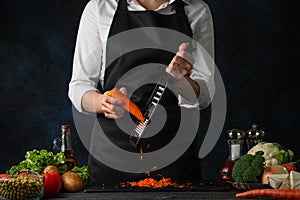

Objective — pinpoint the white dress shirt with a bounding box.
[69,0,215,113]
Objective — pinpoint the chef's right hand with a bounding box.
[101,87,127,119]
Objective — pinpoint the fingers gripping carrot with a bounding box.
[107,87,145,122]
[235,189,300,199]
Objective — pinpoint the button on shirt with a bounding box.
[69,0,215,113]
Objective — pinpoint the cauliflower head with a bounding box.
[247,142,294,167]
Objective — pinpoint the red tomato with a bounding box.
[281,163,297,172]
[0,173,10,178]
[43,172,62,198]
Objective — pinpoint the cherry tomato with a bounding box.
[43,172,62,198]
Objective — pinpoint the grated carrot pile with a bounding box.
[124,177,185,188]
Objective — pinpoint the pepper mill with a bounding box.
[245,124,265,150]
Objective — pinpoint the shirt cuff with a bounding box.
[178,79,212,110]
[68,83,98,113]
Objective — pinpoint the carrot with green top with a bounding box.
[235,189,300,199]
[107,87,144,122]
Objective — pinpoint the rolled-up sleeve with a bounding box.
[68,0,102,113]
[178,2,215,110]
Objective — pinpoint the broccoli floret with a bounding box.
[231,154,253,182]
[232,151,265,183]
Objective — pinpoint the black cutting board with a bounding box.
[83,181,227,193]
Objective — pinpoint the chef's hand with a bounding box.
[166,43,200,102]
[166,43,195,79]
[101,87,127,119]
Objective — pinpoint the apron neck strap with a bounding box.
[173,0,186,14]
[119,0,128,11]
[119,0,186,14]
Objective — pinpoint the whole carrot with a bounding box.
[107,87,144,122]
[235,189,300,199]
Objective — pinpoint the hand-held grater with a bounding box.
[129,76,169,148]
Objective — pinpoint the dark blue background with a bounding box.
[0,0,299,180]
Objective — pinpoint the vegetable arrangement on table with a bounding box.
[2,149,89,198]
[229,142,300,199]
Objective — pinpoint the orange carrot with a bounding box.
[235,189,300,199]
[107,87,144,122]
[140,145,143,160]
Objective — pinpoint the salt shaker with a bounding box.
[226,129,246,161]
[218,128,245,181]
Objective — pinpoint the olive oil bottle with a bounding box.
[53,124,78,170]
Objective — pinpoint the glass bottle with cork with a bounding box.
[53,124,78,170]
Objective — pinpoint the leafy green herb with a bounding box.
[70,166,89,188]
[8,149,67,175]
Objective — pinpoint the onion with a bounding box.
[262,165,289,184]
[262,170,271,184]
[43,165,59,174]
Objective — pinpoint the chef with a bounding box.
[69,0,215,186]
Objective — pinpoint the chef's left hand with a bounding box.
[102,87,127,119]
[166,43,195,79]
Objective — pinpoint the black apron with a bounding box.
[88,0,202,186]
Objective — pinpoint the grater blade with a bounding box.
[129,77,169,148]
